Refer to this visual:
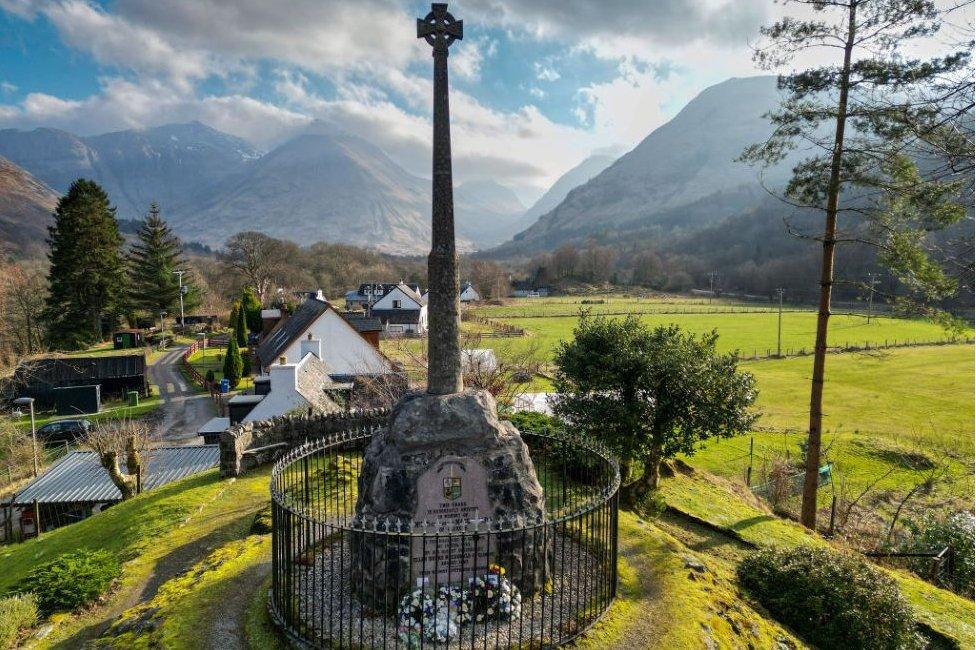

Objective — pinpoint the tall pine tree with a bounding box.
[44,179,126,350]
[741,0,969,529]
[128,203,197,319]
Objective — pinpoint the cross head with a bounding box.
[417,3,463,52]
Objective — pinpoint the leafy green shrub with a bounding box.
[17,549,121,615]
[738,546,920,649]
[897,511,975,597]
[0,594,39,648]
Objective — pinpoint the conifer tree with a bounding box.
[43,179,126,349]
[228,301,240,333]
[240,286,263,333]
[223,336,243,389]
[128,203,197,317]
[741,0,969,529]
[235,302,248,348]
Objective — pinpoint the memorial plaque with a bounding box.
[411,456,494,585]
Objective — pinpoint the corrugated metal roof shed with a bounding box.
[13,445,219,505]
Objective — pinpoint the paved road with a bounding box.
[147,346,217,445]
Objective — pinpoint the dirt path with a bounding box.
[206,560,272,650]
[147,346,216,444]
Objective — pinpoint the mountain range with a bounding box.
[0,121,533,254]
[0,75,805,260]
[499,75,794,254]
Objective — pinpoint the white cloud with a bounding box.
[0,0,37,19]
[528,86,545,99]
[112,0,425,75]
[534,63,560,82]
[452,37,497,82]
[42,0,217,92]
[0,81,17,93]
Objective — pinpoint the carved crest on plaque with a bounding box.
[443,476,462,500]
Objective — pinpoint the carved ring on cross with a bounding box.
[417,3,463,51]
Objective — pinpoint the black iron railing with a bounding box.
[269,428,620,648]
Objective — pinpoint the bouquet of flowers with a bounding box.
[468,564,522,623]
[397,585,468,644]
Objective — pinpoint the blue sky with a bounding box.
[0,0,776,200]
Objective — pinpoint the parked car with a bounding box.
[34,419,92,444]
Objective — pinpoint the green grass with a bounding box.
[62,344,148,359]
[652,466,975,648]
[0,467,273,647]
[472,294,814,318]
[577,511,804,649]
[490,311,964,362]
[690,345,975,505]
[186,347,254,391]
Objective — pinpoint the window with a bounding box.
[393,299,401,309]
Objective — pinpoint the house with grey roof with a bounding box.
[255,295,394,376]
[368,282,428,335]
[345,282,423,311]
[233,348,343,424]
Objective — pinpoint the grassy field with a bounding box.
[487,310,964,361]
[690,345,975,510]
[472,294,872,318]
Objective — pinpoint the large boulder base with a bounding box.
[352,389,550,606]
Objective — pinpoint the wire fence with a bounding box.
[270,428,620,648]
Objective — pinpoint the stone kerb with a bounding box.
[219,408,389,477]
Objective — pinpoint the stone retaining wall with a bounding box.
[219,408,389,477]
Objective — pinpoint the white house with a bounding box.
[460,282,481,302]
[243,350,342,423]
[255,296,395,377]
[369,282,428,335]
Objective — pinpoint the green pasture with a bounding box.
[487,311,965,361]
[690,345,975,507]
[471,294,877,319]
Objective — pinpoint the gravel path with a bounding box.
[290,533,611,647]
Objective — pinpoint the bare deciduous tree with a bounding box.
[218,231,286,302]
[81,419,153,500]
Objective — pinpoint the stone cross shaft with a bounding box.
[418,3,463,395]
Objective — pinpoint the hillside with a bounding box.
[176,128,442,253]
[520,153,616,228]
[0,156,58,255]
[0,123,258,222]
[454,179,527,248]
[0,452,969,648]
[498,76,794,255]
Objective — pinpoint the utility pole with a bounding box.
[13,398,37,477]
[865,273,879,323]
[173,270,186,331]
[708,272,719,303]
[776,288,785,357]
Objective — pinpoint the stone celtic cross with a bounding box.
[418,3,463,395]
